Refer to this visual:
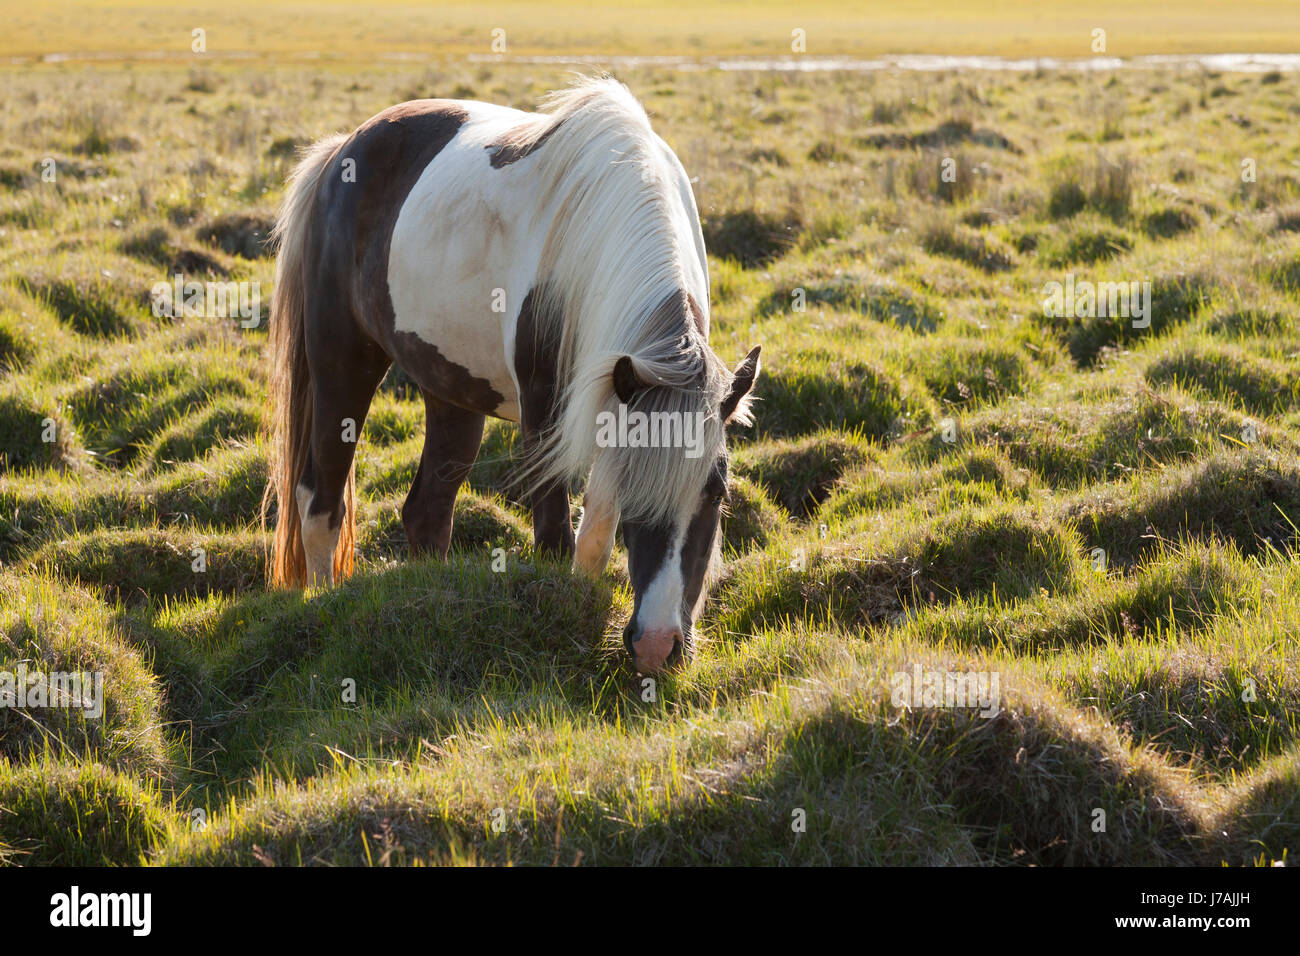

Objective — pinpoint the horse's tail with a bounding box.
[262,133,347,589]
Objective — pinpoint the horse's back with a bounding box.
[307,98,542,420]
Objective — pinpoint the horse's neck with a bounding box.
[537,151,703,365]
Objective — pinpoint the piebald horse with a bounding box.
[265,77,760,673]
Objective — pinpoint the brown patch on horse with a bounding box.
[486,116,565,169]
[314,99,505,415]
[514,284,575,555]
[686,291,708,336]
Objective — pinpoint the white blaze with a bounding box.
[634,526,686,636]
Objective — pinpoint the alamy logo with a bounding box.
[150,273,262,328]
[595,404,707,458]
[1041,273,1152,328]
[0,665,103,719]
[49,886,151,936]
[890,665,1001,717]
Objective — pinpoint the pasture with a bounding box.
[4,1,1300,59]
[1,54,1298,866]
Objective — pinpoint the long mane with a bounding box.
[512,77,750,524]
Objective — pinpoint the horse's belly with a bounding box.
[386,204,527,422]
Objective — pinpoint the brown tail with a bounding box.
[262,133,350,588]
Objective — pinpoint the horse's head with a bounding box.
[611,345,761,674]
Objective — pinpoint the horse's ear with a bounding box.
[722,345,762,425]
[612,355,646,405]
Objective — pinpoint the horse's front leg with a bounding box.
[515,294,575,559]
[574,490,618,577]
[514,400,573,557]
[525,476,575,558]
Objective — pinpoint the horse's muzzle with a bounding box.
[625,626,683,674]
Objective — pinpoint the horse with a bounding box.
[263,76,761,674]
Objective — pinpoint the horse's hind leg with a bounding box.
[402,392,485,558]
[298,324,390,587]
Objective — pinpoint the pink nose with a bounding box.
[630,629,681,674]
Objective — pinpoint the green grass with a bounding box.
[0,58,1298,866]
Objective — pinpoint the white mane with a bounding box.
[515,77,751,523]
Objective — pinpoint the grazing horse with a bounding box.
[264,77,760,673]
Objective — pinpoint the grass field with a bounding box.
[1,48,1299,865]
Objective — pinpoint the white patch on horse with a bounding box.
[386,102,551,423]
[635,528,686,636]
[296,483,337,587]
[574,493,619,576]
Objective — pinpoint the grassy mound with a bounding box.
[120,224,232,277]
[27,527,267,604]
[891,336,1035,406]
[721,475,787,553]
[758,274,943,331]
[919,219,1015,273]
[756,347,934,440]
[701,209,800,267]
[1203,306,1293,339]
[0,445,268,561]
[732,430,874,516]
[0,389,82,471]
[0,572,173,777]
[819,446,1035,525]
[907,387,1260,489]
[62,338,261,467]
[155,648,1200,866]
[0,761,173,866]
[137,557,620,787]
[1211,748,1300,865]
[138,396,263,471]
[17,255,159,338]
[358,490,533,563]
[905,539,1258,653]
[714,503,1086,634]
[0,284,79,369]
[1062,271,1217,365]
[195,211,276,259]
[1064,449,1300,566]
[1037,219,1134,266]
[1145,342,1299,416]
